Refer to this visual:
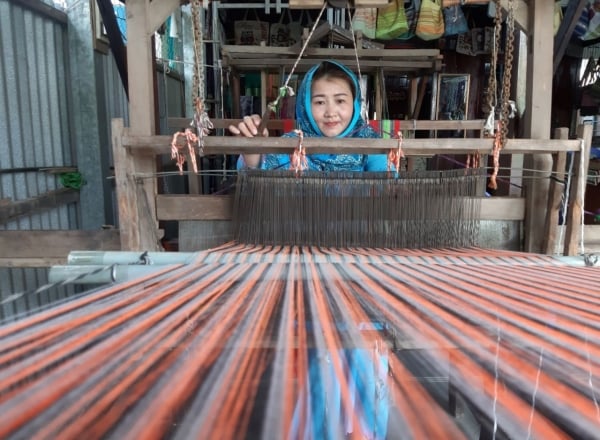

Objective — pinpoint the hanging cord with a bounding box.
[256,2,329,135]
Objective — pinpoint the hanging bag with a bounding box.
[234,9,269,46]
[398,0,421,40]
[443,5,469,36]
[270,9,293,47]
[416,0,444,41]
[375,0,409,40]
[288,10,307,46]
[352,7,378,39]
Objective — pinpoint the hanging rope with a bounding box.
[260,2,329,127]
[171,0,213,174]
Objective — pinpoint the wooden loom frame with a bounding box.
[112,117,591,256]
[104,0,589,257]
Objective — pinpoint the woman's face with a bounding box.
[310,76,354,137]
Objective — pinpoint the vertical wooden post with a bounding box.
[112,119,140,250]
[542,127,568,254]
[522,0,554,253]
[564,124,592,256]
[117,0,178,251]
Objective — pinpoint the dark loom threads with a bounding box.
[233,169,484,249]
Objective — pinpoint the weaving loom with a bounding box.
[2,243,600,439]
[3,1,598,438]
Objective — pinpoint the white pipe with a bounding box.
[48,264,181,285]
[67,251,198,266]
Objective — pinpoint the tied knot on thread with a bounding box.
[387,131,404,175]
[270,85,295,114]
[488,122,503,191]
[171,129,199,175]
[170,98,214,175]
[290,129,307,175]
[192,97,214,156]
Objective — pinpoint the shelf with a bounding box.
[220,45,443,74]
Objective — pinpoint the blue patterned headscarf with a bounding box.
[259,60,388,172]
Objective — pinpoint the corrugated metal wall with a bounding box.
[0,0,77,231]
[0,0,129,319]
[0,1,79,318]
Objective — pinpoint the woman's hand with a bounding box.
[228,114,268,138]
[228,115,268,169]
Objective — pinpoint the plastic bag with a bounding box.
[376,0,409,40]
[416,0,444,41]
[443,5,469,36]
[352,7,378,39]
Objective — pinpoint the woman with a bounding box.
[229,60,389,171]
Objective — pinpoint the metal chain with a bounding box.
[485,0,502,115]
[191,0,204,102]
[499,0,515,148]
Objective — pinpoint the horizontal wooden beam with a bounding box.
[157,195,234,220]
[124,135,582,156]
[156,194,525,222]
[168,118,487,132]
[224,58,440,72]
[222,46,441,60]
[0,188,79,225]
[168,118,295,131]
[0,230,121,265]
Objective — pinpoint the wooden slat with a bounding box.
[355,0,392,5]
[0,230,121,261]
[288,0,324,7]
[156,194,525,222]
[222,58,440,72]
[124,135,582,156]
[0,188,79,225]
[221,46,441,60]
[583,225,600,242]
[168,118,295,131]
[157,195,234,221]
[167,118,487,132]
